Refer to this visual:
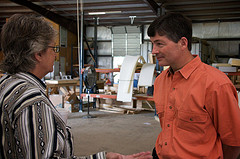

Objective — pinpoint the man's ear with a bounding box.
[179,37,188,50]
[34,52,42,62]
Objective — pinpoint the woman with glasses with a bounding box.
[0,14,151,159]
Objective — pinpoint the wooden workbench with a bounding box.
[45,79,79,96]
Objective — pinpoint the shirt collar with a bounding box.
[167,55,202,79]
[27,72,46,89]
[13,72,47,91]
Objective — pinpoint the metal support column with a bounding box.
[70,44,73,77]
[77,0,84,111]
[79,11,84,112]
[94,17,98,68]
[92,17,98,108]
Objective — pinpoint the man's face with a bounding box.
[150,34,182,68]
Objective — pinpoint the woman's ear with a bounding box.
[34,52,42,62]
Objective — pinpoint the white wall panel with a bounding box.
[86,26,112,40]
[193,22,240,38]
[98,42,111,55]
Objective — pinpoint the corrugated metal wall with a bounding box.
[112,26,141,56]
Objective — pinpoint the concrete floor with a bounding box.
[67,109,161,157]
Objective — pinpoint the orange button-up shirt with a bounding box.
[154,56,240,159]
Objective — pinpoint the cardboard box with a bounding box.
[64,103,72,112]
[49,94,64,108]
[217,66,237,72]
[64,103,79,113]
[97,80,105,89]
[82,95,94,102]
[212,63,232,67]
[59,87,70,96]
[228,58,240,66]
[138,86,148,94]
[66,93,80,104]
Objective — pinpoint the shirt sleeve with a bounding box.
[209,83,240,146]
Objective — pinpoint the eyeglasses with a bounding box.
[48,45,60,53]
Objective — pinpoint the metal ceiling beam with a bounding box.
[188,13,240,23]
[81,1,143,7]
[79,6,151,12]
[143,0,161,15]
[9,0,77,35]
[189,13,240,19]
[178,7,240,16]
[192,18,240,23]
[86,21,152,26]
[60,6,154,17]
[158,0,239,3]
[0,1,147,11]
[86,16,155,25]
[83,12,155,19]
[0,0,239,28]
[164,1,240,10]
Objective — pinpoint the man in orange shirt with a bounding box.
[148,12,240,159]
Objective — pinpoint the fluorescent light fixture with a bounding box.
[88,11,121,15]
[106,11,122,14]
[88,12,106,15]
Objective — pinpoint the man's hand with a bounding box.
[106,151,152,159]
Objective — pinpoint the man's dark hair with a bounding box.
[147,12,192,51]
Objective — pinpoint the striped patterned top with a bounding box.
[0,72,106,159]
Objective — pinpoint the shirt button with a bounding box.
[167,124,170,127]
[169,106,172,109]
[165,142,167,145]
[172,88,175,90]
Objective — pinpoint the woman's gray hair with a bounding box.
[0,14,57,74]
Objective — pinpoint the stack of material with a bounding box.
[98,98,144,114]
[104,85,118,95]
[212,63,237,72]
[228,58,240,67]
[48,85,80,113]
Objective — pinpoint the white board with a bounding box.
[138,63,156,86]
[117,55,145,102]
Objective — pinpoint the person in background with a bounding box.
[0,14,152,159]
[147,12,240,159]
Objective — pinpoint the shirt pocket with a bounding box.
[176,111,208,133]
